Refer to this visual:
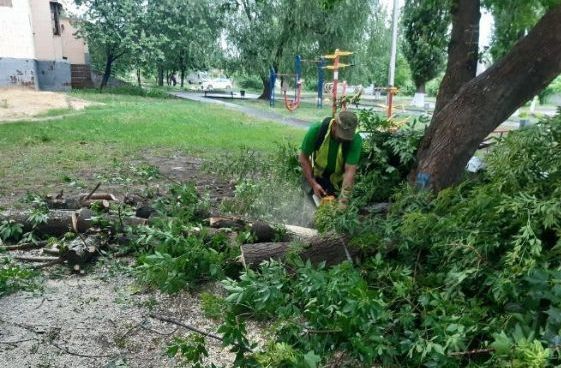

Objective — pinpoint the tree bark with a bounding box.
[240,234,352,268]
[259,75,272,100]
[137,68,142,87]
[100,53,114,91]
[157,66,164,87]
[410,4,561,192]
[0,209,147,237]
[434,0,481,114]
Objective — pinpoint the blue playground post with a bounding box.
[317,57,325,108]
[294,55,302,87]
[269,66,276,107]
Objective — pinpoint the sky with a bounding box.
[380,0,494,47]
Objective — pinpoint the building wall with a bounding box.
[30,0,63,61]
[0,0,38,88]
[61,17,87,64]
[0,0,87,90]
[0,0,36,59]
[36,59,71,91]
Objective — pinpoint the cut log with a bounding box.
[61,236,99,265]
[284,225,319,241]
[0,209,147,237]
[46,193,117,210]
[208,216,246,229]
[241,234,353,268]
[251,221,278,242]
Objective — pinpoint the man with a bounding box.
[299,111,362,203]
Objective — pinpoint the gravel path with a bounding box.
[0,260,262,368]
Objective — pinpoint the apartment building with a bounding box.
[0,0,90,90]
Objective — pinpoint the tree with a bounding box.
[402,0,450,107]
[485,0,555,61]
[433,0,480,114]
[224,0,373,99]
[75,0,145,89]
[410,2,561,192]
[146,0,224,88]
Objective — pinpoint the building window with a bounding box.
[50,2,62,35]
[0,0,13,7]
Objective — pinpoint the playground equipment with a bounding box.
[322,49,354,116]
[269,56,303,110]
[268,55,326,111]
[283,55,303,111]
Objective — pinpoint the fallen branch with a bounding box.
[449,348,494,357]
[14,255,59,263]
[50,340,113,358]
[149,314,223,341]
[0,338,37,345]
[0,241,47,251]
[84,182,102,201]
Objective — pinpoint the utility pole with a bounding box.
[387,0,400,116]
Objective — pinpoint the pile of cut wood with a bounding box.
[1,184,355,272]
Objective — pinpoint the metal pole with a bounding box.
[387,0,400,117]
[388,0,399,87]
[332,51,340,117]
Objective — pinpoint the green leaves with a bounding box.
[402,0,450,89]
[0,220,23,243]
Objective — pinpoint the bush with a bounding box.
[216,114,561,366]
[237,75,263,91]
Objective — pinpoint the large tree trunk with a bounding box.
[410,4,561,192]
[241,234,353,268]
[157,66,164,87]
[100,53,114,91]
[258,75,272,100]
[434,0,481,114]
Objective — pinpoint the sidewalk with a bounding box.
[172,92,310,129]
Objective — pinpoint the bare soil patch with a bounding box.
[0,151,234,213]
[0,88,96,122]
[0,260,262,368]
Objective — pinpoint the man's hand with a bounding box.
[312,181,327,198]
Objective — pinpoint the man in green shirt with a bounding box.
[299,111,362,203]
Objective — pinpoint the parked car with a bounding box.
[201,77,233,91]
[186,71,209,85]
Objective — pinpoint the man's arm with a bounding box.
[299,152,326,197]
[340,164,357,201]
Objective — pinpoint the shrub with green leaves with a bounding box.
[216,114,561,367]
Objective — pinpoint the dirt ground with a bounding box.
[0,260,264,368]
[0,153,252,367]
[0,88,94,122]
[0,151,234,212]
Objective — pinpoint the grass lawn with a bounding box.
[0,91,304,203]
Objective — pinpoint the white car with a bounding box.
[201,78,233,91]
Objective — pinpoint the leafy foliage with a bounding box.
[214,114,561,366]
[133,183,238,292]
[402,0,450,91]
[0,258,38,296]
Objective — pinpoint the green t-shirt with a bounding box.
[300,121,362,174]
